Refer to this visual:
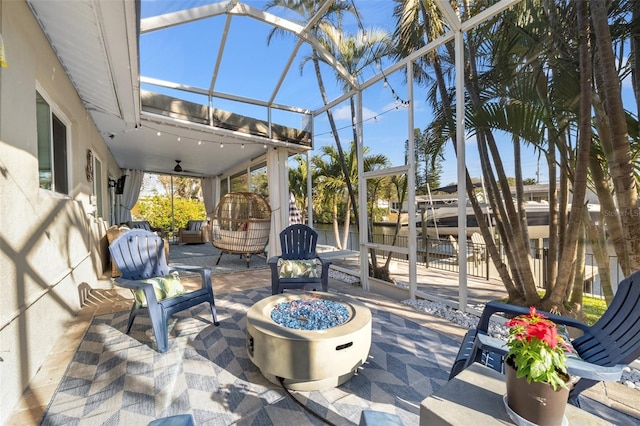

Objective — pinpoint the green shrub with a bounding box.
[135,195,206,232]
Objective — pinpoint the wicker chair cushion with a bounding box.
[188,220,206,231]
[128,221,152,231]
[277,259,319,278]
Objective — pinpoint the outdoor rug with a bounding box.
[168,243,269,274]
[40,287,459,425]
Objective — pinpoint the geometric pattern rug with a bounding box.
[40,287,459,425]
[168,243,269,275]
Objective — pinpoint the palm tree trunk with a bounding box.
[591,96,629,273]
[584,208,614,305]
[342,197,351,249]
[465,47,538,302]
[592,0,640,272]
[513,135,531,251]
[549,0,592,310]
[332,196,342,250]
[312,51,379,269]
[312,54,360,230]
[546,146,559,284]
[569,223,586,308]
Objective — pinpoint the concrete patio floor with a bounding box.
[5,243,638,425]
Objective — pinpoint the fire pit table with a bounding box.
[246,291,372,391]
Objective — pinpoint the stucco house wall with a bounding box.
[0,1,118,421]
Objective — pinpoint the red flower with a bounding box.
[504,306,571,390]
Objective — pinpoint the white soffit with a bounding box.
[27,0,139,125]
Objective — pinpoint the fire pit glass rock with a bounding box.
[246,292,372,391]
[270,298,350,330]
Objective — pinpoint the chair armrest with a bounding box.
[268,256,280,295]
[200,224,211,242]
[170,265,213,291]
[113,278,160,305]
[474,306,622,381]
[565,358,626,381]
[478,301,590,334]
[317,256,331,274]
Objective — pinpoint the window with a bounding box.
[230,171,248,192]
[250,162,268,199]
[36,91,68,193]
[220,177,229,197]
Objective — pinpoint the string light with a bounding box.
[138,124,277,149]
[315,103,408,138]
[347,0,409,113]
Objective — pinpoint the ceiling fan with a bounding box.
[173,160,200,176]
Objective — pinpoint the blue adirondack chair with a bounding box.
[109,229,219,353]
[449,269,640,405]
[268,224,331,295]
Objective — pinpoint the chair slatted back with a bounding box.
[109,229,170,279]
[573,270,640,366]
[279,224,318,260]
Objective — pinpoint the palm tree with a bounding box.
[393,0,533,302]
[267,2,395,275]
[288,154,310,223]
[591,0,640,273]
[312,142,390,250]
[394,0,593,311]
[264,0,359,226]
[304,23,393,273]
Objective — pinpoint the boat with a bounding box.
[420,200,601,239]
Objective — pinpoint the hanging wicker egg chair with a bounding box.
[211,192,271,267]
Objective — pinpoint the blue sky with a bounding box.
[140,1,635,189]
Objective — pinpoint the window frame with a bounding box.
[36,85,71,195]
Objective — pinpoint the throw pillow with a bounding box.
[188,221,202,231]
[133,271,186,307]
[277,259,319,278]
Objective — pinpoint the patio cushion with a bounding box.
[134,271,186,307]
[188,220,206,231]
[128,221,153,231]
[277,258,319,279]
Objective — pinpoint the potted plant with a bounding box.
[504,307,573,425]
